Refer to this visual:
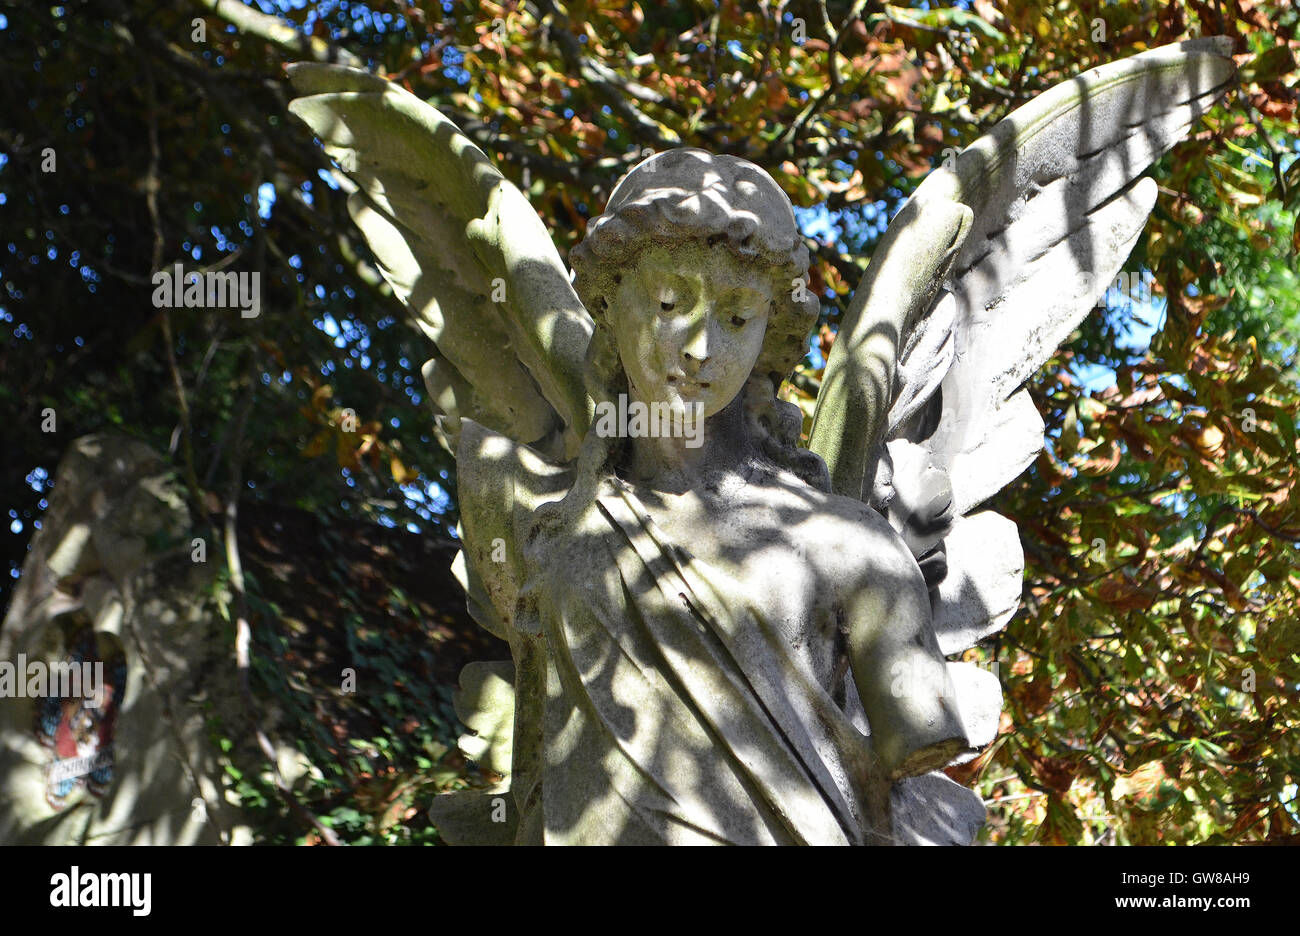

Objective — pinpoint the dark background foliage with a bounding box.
[1,0,1297,843]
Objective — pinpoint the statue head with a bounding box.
[571,149,819,413]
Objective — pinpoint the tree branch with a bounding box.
[221,366,343,846]
[141,54,204,514]
[531,0,681,149]
[196,0,362,68]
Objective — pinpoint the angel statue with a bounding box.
[287,37,1235,845]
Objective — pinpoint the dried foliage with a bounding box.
[1,0,1296,843]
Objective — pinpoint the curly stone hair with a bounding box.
[571,148,818,390]
[567,148,829,491]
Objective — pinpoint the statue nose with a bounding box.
[681,348,711,373]
[680,315,716,372]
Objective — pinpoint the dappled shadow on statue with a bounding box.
[286,38,1236,845]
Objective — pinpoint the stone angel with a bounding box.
[286,37,1235,845]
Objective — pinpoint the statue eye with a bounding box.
[730,315,747,327]
[661,301,675,311]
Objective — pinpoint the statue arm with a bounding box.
[842,519,997,782]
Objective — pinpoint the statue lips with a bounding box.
[667,373,711,392]
[661,361,729,416]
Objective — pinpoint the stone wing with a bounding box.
[287,64,593,460]
[808,38,1236,843]
[812,36,1235,655]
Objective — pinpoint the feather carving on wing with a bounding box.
[808,38,1236,836]
[286,67,597,825]
[286,63,593,462]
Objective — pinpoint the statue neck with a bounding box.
[621,387,754,492]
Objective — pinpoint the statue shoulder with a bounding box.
[755,469,923,592]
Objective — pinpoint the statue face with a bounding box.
[609,244,772,418]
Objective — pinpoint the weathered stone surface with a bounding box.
[289,40,1235,845]
[932,512,1024,657]
[0,434,251,845]
[451,661,515,779]
[892,773,987,846]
